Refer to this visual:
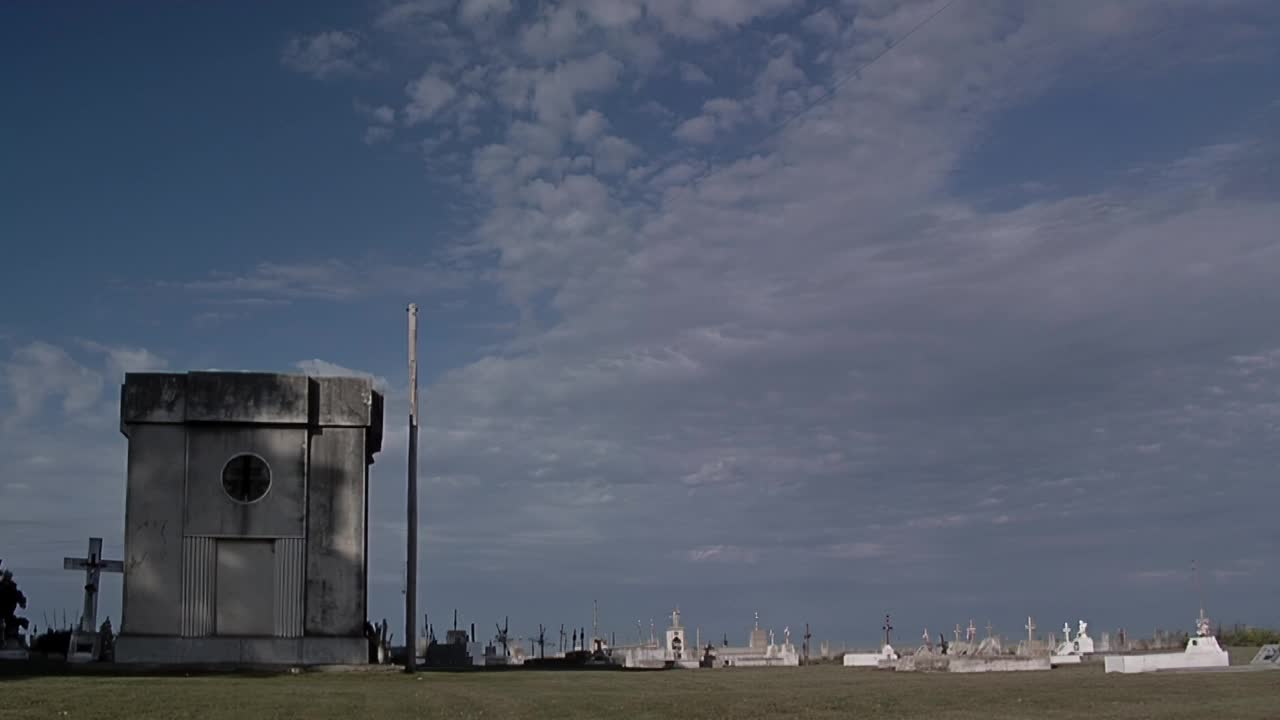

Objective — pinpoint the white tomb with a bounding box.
[843,644,898,667]
[1104,613,1229,674]
[1050,620,1094,665]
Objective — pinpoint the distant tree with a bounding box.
[1218,625,1280,647]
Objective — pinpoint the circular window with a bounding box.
[221,454,271,504]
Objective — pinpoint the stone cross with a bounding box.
[1025,616,1036,645]
[986,620,993,639]
[883,614,893,647]
[953,624,962,643]
[768,629,775,646]
[63,538,123,634]
[1062,622,1071,641]
[671,607,680,628]
[967,619,977,643]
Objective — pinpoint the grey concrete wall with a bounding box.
[184,372,310,424]
[121,424,186,636]
[314,377,374,427]
[184,427,306,538]
[305,427,366,636]
[115,636,367,665]
[120,374,186,424]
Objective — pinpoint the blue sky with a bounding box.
[2,0,1279,650]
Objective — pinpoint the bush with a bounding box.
[31,628,71,656]
[1218,626,1280,647]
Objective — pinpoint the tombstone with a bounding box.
[1251,645,1280,667]
[114,371,384,664]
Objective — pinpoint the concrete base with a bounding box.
[115,635,367,665]
[950,657,1051,673]
[844,645,898,667]
[1050,654,1082,666]
[0,649,30,661]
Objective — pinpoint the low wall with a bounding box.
[950,657,1050,673]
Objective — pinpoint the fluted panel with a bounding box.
[273,537,305,638]
[181,536,216,637]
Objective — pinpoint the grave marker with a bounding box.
[63,537,122,662]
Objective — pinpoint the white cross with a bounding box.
[967,619,977,643]
[63,538,122,634]
[1025,616,1036,644]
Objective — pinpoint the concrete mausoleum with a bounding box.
[114,371,384,665]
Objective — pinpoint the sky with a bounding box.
[2,0,1279,651]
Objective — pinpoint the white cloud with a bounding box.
[673,115,716,143]
[79,341,169,380]
[593,135,640,175]
[355,100,396,125]
[294,359,391,392]
[801,8,841,36]
[458,0,513,26]
[3,342,103,422]
[404,69,457,125]
[519,4,582,60]
[673,97,744,143]
[364,126,395,144]
[678,61,712,85]
[281,31,368,79]
[573,109,609,144]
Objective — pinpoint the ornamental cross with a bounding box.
[63,537,123,634]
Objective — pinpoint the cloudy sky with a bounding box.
[3,0,1279,649]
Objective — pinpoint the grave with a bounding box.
[1051,620,1094,666]
[845,613,898,668]
[1104,612,1229,674]
[63,537,124,662]
[113,371,384,665]
[1250,645,1280,667]
[843,644,898,667]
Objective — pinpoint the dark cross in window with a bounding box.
[224,455,268,502]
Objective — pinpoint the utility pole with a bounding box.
[405,303,420,673]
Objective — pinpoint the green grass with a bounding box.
[4,661,1277,720]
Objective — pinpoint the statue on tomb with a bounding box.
[783,626,791,646]
[99,617,115,662]
[0,570,30,645]
[1078,620,1089,638]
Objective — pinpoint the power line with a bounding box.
[754,0,958,148]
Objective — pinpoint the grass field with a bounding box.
[4,654,1277,720]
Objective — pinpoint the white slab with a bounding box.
[950,657,1050,673]
[1104,635,1229,674]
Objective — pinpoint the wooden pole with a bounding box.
[405,303,419,672]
